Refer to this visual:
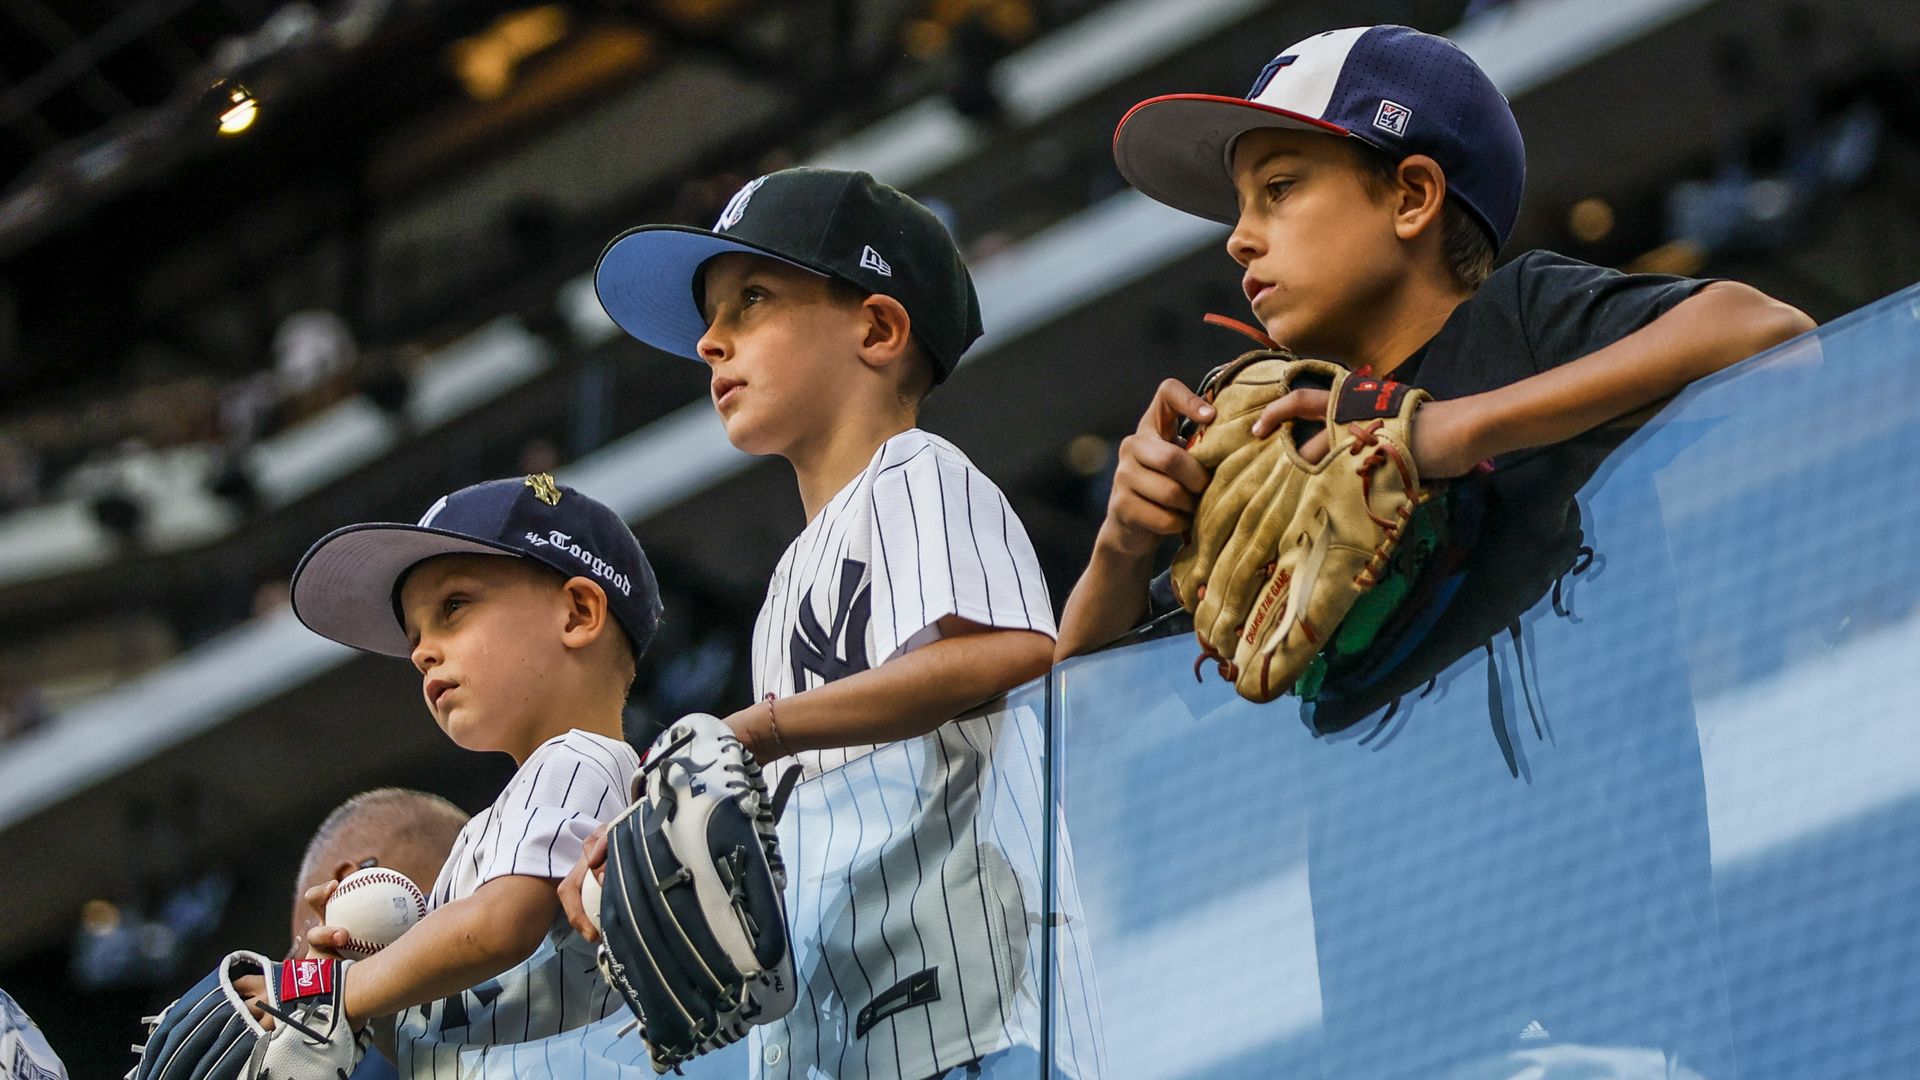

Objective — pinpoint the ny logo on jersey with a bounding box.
[791,558,872,688]
[427,978,504,1033]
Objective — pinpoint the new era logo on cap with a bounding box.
[859,245,893,277]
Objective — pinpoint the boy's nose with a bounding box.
[696,323,729,364]
[1225,214,1263,268]
[410,638,441,675]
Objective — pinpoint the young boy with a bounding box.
[1057,24,1813,1079]
[590,168,1105,1079]
[287,473,663,1073]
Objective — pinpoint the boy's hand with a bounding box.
[559,824,612,943]
[1251,390,1486,480]
[1104,379,1215,557]
[304,923,351,960]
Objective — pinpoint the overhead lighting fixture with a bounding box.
[217,84,258,136]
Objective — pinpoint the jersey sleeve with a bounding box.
[867,440,1057,664]
[465,733,635,887]
[1513,250,1719,373]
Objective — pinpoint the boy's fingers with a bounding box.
[584,827,610,871]
[558,853,601,943]
[1141,379,1213,439]
[304,924,348,960]
[1115,461,1197,515]
[303,880,339,919]
[1250,389,1331,438]
[1123,434,1210,494]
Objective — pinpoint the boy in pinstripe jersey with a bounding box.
[588,168,1106,1078]
[283,475,665,1075]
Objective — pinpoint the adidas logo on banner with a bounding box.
[1518,1019,1550,1041]
[859,245,893,277]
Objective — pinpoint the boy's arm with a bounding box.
[308,873,558,1023]
[727,616,1053,759]
[1055,380,1215,661]
[1267,281,1816,477]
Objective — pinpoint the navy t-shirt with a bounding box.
[1154,251,1734,1077]
[1302,253,1730,1078]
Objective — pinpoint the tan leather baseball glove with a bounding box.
[1171,348,1433,703]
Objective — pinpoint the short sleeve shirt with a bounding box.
[396,729,638,1073]
[1150,250,1714,622]
[750,428,1057,781]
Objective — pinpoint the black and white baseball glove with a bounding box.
[593,712,801,1074]
[129,952,363,1080]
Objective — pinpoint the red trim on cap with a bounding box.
[1112,92,1351,151]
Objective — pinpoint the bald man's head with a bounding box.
[291,787,467,954]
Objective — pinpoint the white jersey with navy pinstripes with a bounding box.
[395,729,637,1076]
[746,428,1106,1079]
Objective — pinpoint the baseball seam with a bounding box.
[334,868,428,919]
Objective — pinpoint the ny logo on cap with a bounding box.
[524,472,562,506]
[1373,100,1412,137]
[859,245,893,277]
[715,176,767,232]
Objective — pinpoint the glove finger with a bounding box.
[134,966,253,1080]
[1233,514,1372,703]
[601,806,723,1060]
[1172,434,1285,609]
[1196,444,1310,648]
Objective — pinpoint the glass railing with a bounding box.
[1048,283,1920,1079]
[568,284,1920,1077]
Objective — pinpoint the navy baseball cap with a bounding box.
[291,474,663,659]
[1112,25,1525,251]
[593,167,985,381]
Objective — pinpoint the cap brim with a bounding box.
[593,225,828,359]
[1112,94,1350,223]
[290,524,525,657]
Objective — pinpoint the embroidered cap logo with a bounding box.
[1373,99,1412,137]
[524,472,562,506]
[714,176,768,232]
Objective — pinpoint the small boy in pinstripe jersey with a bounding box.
[583,168,1106,1079]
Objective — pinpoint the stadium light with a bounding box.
[217,85,258,136]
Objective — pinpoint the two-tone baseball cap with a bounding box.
[291,474,663,659]
[1112,25,1525,251]
[593,167,985,382]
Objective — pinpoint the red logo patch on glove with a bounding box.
[280,958,335,1000]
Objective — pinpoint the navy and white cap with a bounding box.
[593,167,985,382]
[1112,25,1525,251]
[291,474,663,659]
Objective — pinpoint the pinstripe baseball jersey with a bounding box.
[396,729,638,1075]
[746,429,1106,1080]
[0,989,65,1080]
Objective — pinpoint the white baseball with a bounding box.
[324,868,428,959]
[580,865,603,934]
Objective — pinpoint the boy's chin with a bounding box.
[717,411,786,458]
[438,710,506,754]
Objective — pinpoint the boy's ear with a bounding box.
[558,576,612,650]
[854,293,914,371]
[1390,153,1448,242]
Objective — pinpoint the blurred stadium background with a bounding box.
[0,0,1916,1071]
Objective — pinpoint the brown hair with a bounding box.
[1348,141,1495,290]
